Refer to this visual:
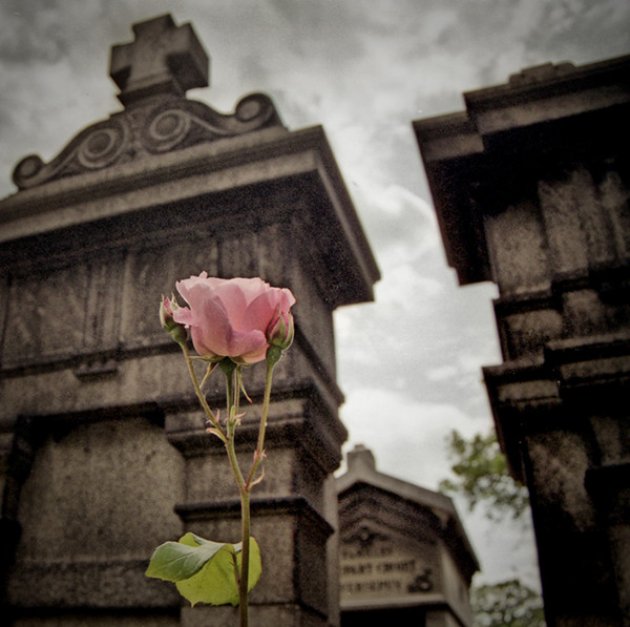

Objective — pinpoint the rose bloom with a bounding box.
[173,272,295,364]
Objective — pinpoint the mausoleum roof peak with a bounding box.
[11,14,286,192]
[339,445,455,515]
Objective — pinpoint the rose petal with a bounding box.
[227,329,268,363]
[175,274,224,307]
[241,291,276,331]
[212,282,250,330]
[196,293,241,356]
[172,305,194,327]
[227,277,271,305]
[278,288,296,310]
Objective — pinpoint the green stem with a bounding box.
[181,345,226,443]
[246,361,276,488]
[238,361,276,624]
[224,427,248,626]
[239,489,251,627]
[222,364,250,627]
[224,366,246,491]
[222,358,279,625]
[232,367,240,416]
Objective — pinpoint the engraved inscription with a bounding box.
[340,533,435,601]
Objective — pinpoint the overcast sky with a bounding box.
[1,0,628,589]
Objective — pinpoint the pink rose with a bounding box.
[172,272,296,364]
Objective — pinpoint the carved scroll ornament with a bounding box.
[12,93,283,190]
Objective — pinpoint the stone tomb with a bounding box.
[336,446,478,627]
[414,56,630,626]
[0,14,379,626]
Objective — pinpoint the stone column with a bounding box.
[414,56,630,626]
[0,14,379,627]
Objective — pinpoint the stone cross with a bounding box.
[110,14,209,105]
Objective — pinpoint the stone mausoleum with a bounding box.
[0,13,379,627]
[414,55,630,626]
[0,13,478,627]
[337,446,478,627]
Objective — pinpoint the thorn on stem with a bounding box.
[206,427,224,440]
[249,468,265,488]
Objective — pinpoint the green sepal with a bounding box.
[146,533,262,607]
[266,345,283,367]
[219,357,238,377]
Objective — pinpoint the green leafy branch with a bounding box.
[439,430,530,521]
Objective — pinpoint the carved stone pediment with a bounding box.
[12,14,284,190]
[13,93,283,190]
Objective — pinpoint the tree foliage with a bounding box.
[439,430,546,626]
[439,430,530,521]
[472,579,545,627]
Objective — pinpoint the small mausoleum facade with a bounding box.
[337,446,478,627]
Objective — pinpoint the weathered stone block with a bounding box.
[415,54,630,626]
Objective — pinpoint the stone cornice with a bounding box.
[175,495,335,539]
[413,54,630,286]
[484,332,630,479]
[0,125,379,307]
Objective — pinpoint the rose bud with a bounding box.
[267,310,294,351]
[159,295,188,345]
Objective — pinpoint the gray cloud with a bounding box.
[0,0,70,64]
